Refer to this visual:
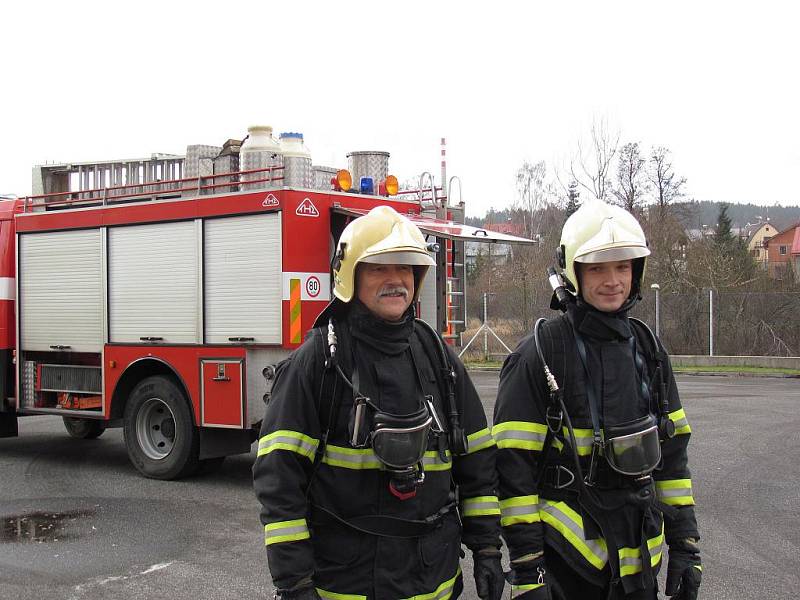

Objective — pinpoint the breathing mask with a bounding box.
[603,414,662,477]
[349,394,437,499]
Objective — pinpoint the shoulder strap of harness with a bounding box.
[304,322,349,496]
[413,318,468,456]
[629,317,675,439]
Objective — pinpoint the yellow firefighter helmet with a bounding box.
[558,199,650,297]
[333,205,436,303]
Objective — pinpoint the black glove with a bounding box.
[473,547,505,600]
[665,539,702,600]
[505,556,552,600]
[276,579,321,600]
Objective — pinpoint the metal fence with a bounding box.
[461,286,800,359]
[631,289,800,357]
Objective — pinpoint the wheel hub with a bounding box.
[135,398,177,460]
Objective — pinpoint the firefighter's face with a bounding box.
[356,263,415,322]
[577,260,632,312]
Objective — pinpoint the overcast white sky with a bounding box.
[3,1,798,217]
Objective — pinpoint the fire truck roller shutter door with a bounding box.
[204,213,282,344]
[123,374,200,480]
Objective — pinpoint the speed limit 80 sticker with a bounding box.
[282,272,331,301]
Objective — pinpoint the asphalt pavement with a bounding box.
[0,374,797,599]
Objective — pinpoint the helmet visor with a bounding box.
[361,250,436,266]
[604,415,661,476]
[576,246,650,264]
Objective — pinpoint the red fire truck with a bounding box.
[0,128,531,479]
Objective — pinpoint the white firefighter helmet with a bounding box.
[558,199,650,298]
[332,205,435,304]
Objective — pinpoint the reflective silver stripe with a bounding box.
[658,487,691,499]
[500,495,540,525]
[264,518,310,545]
[562,426,594,455]
[669,409,691,434]
[422,450,452,471]
[467,428,495,453]
[492,422,547,450]
[619,549,642,576]
[619,528,664,576]
[656,479,695,506]
[463,496,500,517]
[322,444,382,469]
[257,430,318,460]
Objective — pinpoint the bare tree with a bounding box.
[570,118,620,201]
[515,160,557,238]
[612,142,648,212]
[648,146,686,219]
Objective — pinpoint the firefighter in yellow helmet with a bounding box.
[494,200,701,599]
[254,206,504,600]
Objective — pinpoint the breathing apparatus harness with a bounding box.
[536,268,679,589]
[542,268,675,488]
[306,316,466,538]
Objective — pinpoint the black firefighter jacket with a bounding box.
[253,305,501,600]
[493,303,699,595]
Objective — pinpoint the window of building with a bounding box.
[780,245,788,255]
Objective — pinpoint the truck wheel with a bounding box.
[63,417,105,439]
[123,375,200,480]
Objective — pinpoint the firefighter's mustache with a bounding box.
[377,286,409,299]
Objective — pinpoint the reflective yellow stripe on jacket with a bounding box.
[316,566,462,600]
[401,566,461,600]
[500,495,540,526]
[618,526,664,576]
[493,421,547,451]
[462,496,500,518]
[467,427,496,454]
[322,445,452,471]
[656,478,695,506]
[317,589,366,600]
[540,500,609,569]
[669,408,692,435]
[559,426,594,456]
[538,501,664,574]
[265,518,310,545]
[257,430,319,461]
[511,583,546,598]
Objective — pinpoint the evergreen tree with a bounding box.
[713,203,735,247]
[565,181,580,219]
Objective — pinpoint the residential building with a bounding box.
[764,223,800,277]
[744,221,779,268]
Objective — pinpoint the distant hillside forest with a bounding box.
[467,201,800,233]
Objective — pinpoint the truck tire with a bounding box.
[123,375,200,480]
[63,417,105,439]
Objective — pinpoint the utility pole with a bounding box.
[650,283,660,338]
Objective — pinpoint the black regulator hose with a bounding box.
[547,267,572,312]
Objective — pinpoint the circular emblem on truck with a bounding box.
[306,276,321,298]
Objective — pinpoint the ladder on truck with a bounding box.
[414,172,467,345]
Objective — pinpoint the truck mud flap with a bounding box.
[0,413,18,438]
[199,427,253,460]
